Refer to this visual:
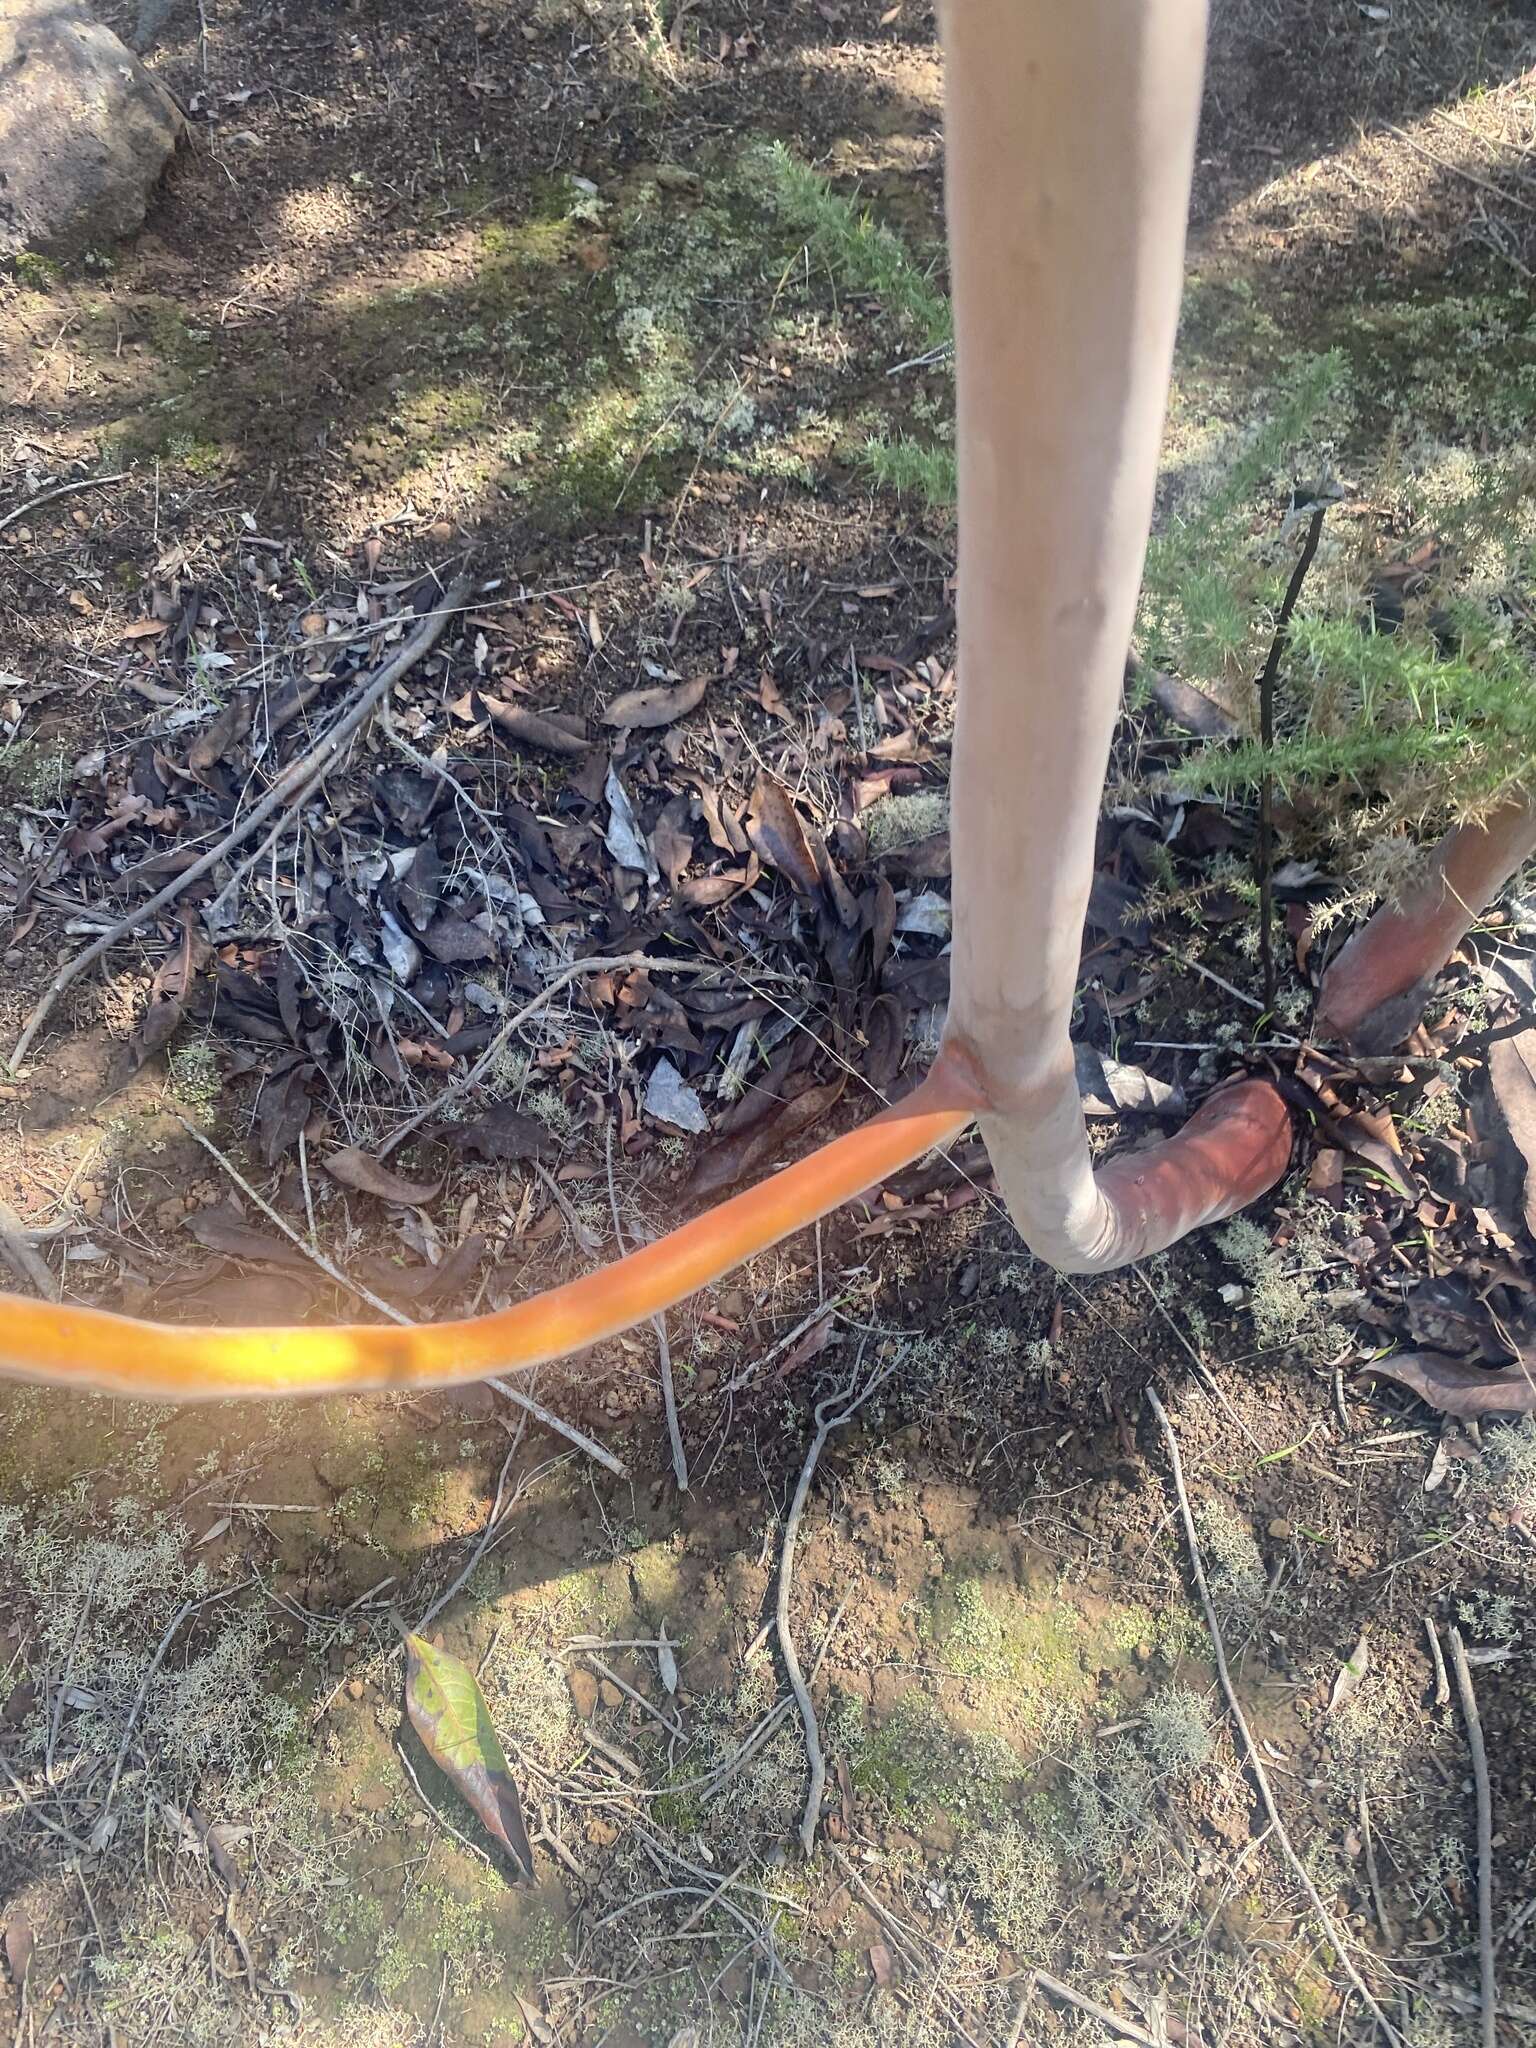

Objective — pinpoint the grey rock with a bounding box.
[0,0,184,260]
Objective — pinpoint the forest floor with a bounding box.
[2,2,1536,2044]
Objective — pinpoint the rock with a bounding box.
[567,1668,599,1721]
[0,0,183,260]
[597,1678,622,1710]
[1267,1517,1293,1541]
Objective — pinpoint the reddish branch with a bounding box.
[1317,798,1536,1051]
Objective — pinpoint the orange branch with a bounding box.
[0,1054,983,1402]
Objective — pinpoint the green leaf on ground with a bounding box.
[404,1632,533,1878]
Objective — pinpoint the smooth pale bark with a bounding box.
[0,0,1301,1402]
[1316,797,1536,1051]
[938,0,1288,1269]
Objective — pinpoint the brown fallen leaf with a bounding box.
[650,794,695,890]
[774,1311,837,1380]
[1357,1350,1536,1418]
[170,1268,320,1324]
[324,1146,442,1207]
[436,1104,549,1163]
[677,867,753,909]
[4,1915,33,1990]
[1487,1031,1536,1241]
[255,1058,317,1163]
[601,675,709,728]
[1328,1630,1370,1713]
[418,909,497,966]
[1146,668,1238,738]
[188,693,254,776]
[746,773,823,898]
[184,1202,315,1273]
[119,616,169,642]
[359,1233,486,1306]
[404,1633,532,1879]
[1331,1108,1416,1200]
[131,914,207,1070]
[684,1076,846,1203]
[480,695,590,755]
[1074,1043,1185,1118]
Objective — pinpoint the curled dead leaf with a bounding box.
[746,774,822,898]
[684,1076,846,1203]
[324,1146,442,1207]
[480,695,590,755]
[601,675,709,728]
[1357,1350,1536,1418]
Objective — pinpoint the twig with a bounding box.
[529,1159,603,1254]
[1385,123,1536,216]
[1424,1612,1451,1708]
[1031,1971,1160,2047]
[11,576,473,1067]
[200,754,330,928]
[579,1652,684,1738]
[848,647,869,757]
[96,1580,252,1840]
[0,472,127,538]
[377,953,751,1158]
[1255,503,1326,1012]
[0,1196,59,1301]
[1359,1784,1396,1951]
[1158,948,1268,1014]
[0,1745,92,1852]
[414,1427,524,1636]
[172,1115,404,1319]
[1146,1386,1403,2047]
[1447,1624,1497,2048]
[652,1309,688,1493]
[605,1122,688,1493]
[487,1378,628,1478]
[780,1358,894,1854]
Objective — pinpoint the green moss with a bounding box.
[12,250,61,289]
[1319,286,1536,438]
[627,1537,683,1619]
[0,738,68,805]
[847,1693,1016,1822]
[164,432,226,477]
[919,1574,1155,1740]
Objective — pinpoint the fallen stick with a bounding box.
[10,575,474,1069]
[486,1378,628,1478]
[1031,1970,1161,2047]
[0,472,127,538]
[0,1198,59,1302]
[779,1358,894,1855]
[1447,1624,1497,2048]
[1146,1386,1404,2048]
[174,1116,402,1319]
